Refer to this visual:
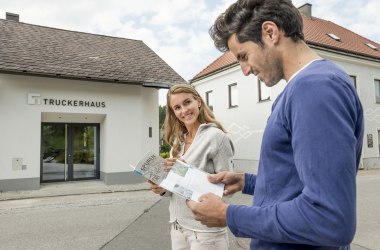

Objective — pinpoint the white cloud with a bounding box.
[149,0,208,26]
[1,0,380,82]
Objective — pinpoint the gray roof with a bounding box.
[0,18,186,87]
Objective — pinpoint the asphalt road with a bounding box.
[0,170,379,250]
[100,192,252,250]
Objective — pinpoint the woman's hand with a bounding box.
[148,180,166,195]
[163,157,177,171]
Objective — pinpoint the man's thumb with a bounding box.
[208,173,220,183]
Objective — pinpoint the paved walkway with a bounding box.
[0,180,150,201]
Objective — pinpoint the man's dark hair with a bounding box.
[209,0,305,52]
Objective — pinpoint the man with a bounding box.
[186,0,364,249]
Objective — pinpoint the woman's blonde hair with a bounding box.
[163,83,226,157]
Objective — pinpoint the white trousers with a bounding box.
[170,224,229,250]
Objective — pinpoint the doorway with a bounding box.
[41,123,100,182]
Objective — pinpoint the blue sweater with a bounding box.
[226,60,364,249]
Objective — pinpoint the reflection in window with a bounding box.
[229,83,238,108]
[258,79,270,102]
[375,79,380,103]
[349,75,357,89]
[206,90,213,111]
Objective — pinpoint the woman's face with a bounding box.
[170,92,201,128]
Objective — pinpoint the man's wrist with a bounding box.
[160,191,166,196]
[221,203,229,226]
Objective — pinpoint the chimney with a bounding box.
[6,12,19,21]
[298,3,312,20]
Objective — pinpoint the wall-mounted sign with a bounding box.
[27,93,106,108]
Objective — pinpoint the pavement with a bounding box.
[0,169,379,250]
[0,180,151,201]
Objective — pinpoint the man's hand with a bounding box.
[208,172,245,195]
[186,193,228,227]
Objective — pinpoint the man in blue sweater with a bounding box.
[187,0,364,249]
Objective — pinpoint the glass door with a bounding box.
[41,123,100,182]
[69,125,98,179]
[41,124,66,181]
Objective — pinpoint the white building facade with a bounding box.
[191,5,380,170]
[0,14,185,191]
[0,74,162,190]
[192,49,380,170]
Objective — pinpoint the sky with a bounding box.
[1,0,380,104]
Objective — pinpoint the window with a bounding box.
[366,43,378,51]
[349,75,357,89]
[205,91,213,111]
[375,79,380,103]
[367,133,373,148]
[258,79,270,101]
[228,83,238,108]
[327,33,341,41]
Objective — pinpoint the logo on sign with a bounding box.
[27,93,41,105]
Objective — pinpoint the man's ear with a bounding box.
[262,21,280,44]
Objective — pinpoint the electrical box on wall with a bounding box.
[12,158,23,170]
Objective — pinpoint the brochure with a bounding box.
[130,151,225,202]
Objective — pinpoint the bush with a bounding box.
[160,143,170,153]
[160,151,170,159]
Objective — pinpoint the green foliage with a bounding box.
[160,151,170,159]
[159,105,166,129]
[160,143,170,153]
[159,105,170,157]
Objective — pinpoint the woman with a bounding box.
[149,83,234,250]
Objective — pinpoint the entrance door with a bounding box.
[41,123,100,182]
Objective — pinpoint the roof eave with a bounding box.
[191,42,380,82]
[0,69,174,88]
[307,41,380,63]
[190,62,238,83]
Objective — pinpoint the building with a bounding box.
[0,13,186,191]
[190,4,380,170]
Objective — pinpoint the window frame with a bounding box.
[375,79,380,103]
[205,90,214,111]
[228,83,238,108]
[349,75,357,89]
[258,79,270,102]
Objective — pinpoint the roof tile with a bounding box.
[192,15,380,81]
[0,19,186,86]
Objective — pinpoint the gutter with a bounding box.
[0,69,175,89]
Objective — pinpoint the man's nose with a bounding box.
[240,62,251,76]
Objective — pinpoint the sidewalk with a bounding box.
[0,180,150,201]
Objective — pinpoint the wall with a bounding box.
[317,51,380,169]
[193,50,380,169]
[0,74,159,190]
[193,67,285,163]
